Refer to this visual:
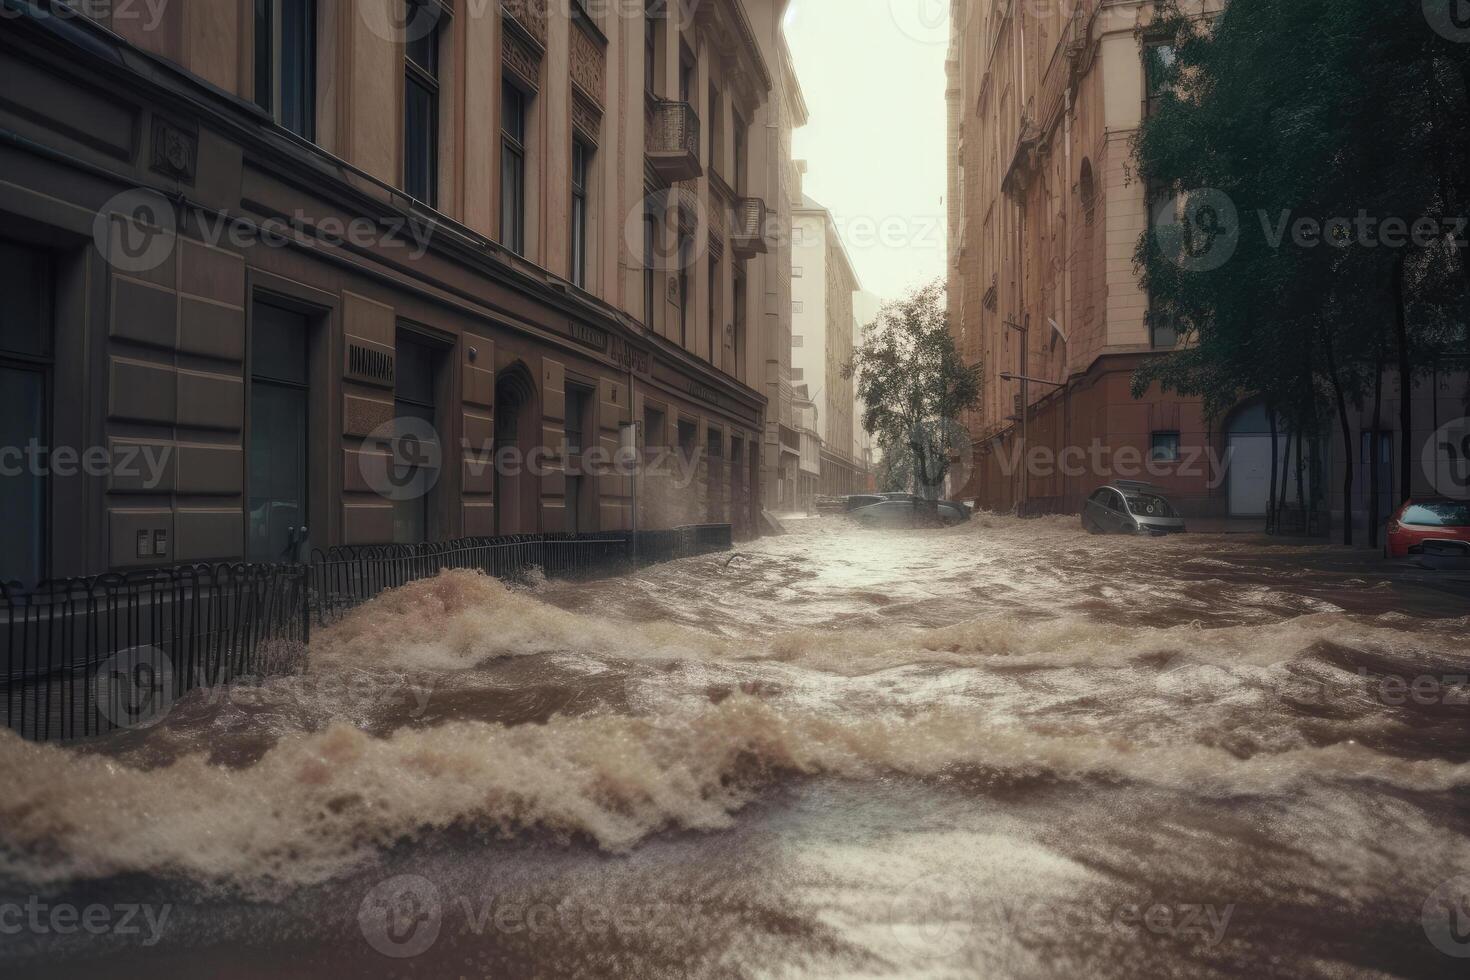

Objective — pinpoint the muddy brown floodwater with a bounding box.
[2,514,1469,978]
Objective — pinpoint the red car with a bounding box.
[1385,499,1470,559]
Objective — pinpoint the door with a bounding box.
[0,241,51,585]
[1226,434,1274,517]
[248,302,310,561]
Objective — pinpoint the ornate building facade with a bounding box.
[0,0,799,583]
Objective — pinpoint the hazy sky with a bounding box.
[784,0,951,304]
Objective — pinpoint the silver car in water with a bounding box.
[1082,481,1187,536]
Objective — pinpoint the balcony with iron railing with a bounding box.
[731,197,769,258]
[647,100,702,182]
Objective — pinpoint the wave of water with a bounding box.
[3,529,1466,901]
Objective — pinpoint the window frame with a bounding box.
[391,327,446,545]
[403,0,441,206]
[642,198,658,327]
[1144,41,1176,119]
[501,79,529,255]
[0,241,54,585]
[255,0,317,141]
[1150,431,1182,463]
[707,253,719,364]
[732,111,747,194]
[570,137,591,287]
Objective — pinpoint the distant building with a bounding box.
[792,384,821,513]
[946,0,1465,530]
[791,183,865,497]
[762,35,808,517]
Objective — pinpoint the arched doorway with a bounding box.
[493,362,538,535]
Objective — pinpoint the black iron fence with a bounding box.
[0,564,307,742]
[2,526,731,742]
[307,533,631,627]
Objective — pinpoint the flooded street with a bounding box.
[2,515,1469,978]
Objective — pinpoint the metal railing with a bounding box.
[646,99,701,180]
[307,533,631,627]
[732,197,769,257]
[0,564,308,742]
[2,526,731,742]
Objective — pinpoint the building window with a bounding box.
[1149,306,1179,348]
[1151,431,1181,463]
[677,419,697,462]
[708,254,719,364]
[248,300,310,562]
[1079,159,1096,226]
[732,265,745,378]
[678,228,692,346]
[643,199,658,326]
[679,45,694,104]
[792,335,804,348]
[571,137,591,287]
[403,0,440,205]
[393,330,441,544]
[565,384,591,454]
[0,241,52,586]
[792,300,805,314]
[1145,42,1175,119]
[644,405,666,448]
[708,82,723,175]
[733,111,747,193]
[255,0,316,140]
[644,6,657,96]
[792,266,804,278]
[501,80,528,255]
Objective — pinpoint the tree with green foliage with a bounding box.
[1133,0,1470,545]
[846,281,981,514]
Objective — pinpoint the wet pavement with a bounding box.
[1,514,1468,978]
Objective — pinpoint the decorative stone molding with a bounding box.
[502,20,542,92]
[150,118,197,182]
[572,90,602,145]
[501,0,547,48]
[569,12,605,107]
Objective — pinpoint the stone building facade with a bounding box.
[0,0,799,585]
[945,0,1466,529]
[791,190,864,497]
[946,0,1226,517]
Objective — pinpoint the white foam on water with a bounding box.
[2,568,1465,895]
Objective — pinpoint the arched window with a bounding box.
[1079,159,1096,226]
